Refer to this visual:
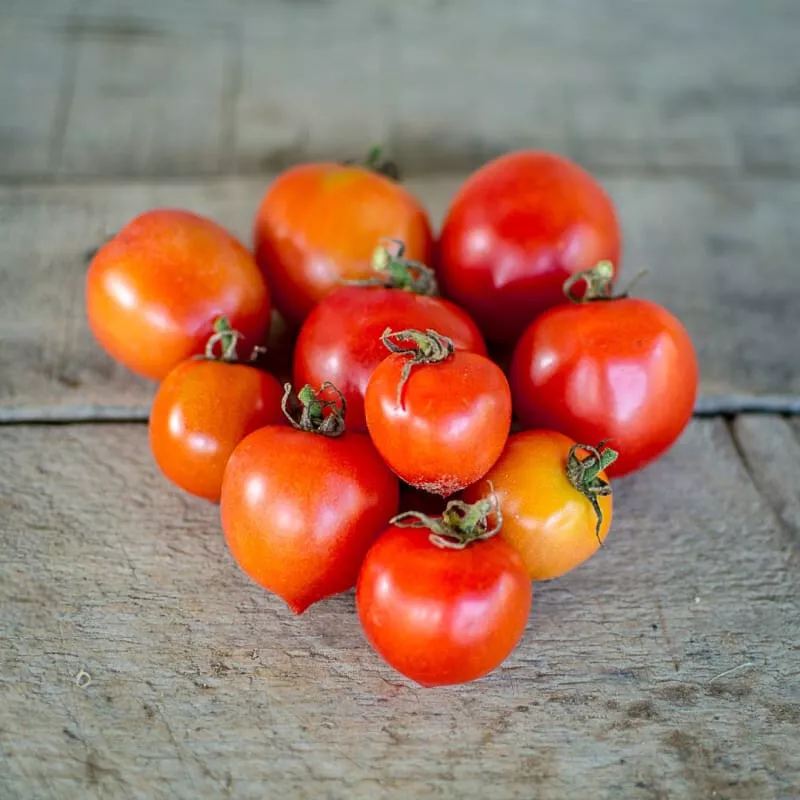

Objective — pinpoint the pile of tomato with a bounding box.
[86,149,698,687]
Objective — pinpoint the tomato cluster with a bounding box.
[86,149,698,687]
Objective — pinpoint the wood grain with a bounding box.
[1,0,799,178]
[1,174,799,420]
[0,419,797,799]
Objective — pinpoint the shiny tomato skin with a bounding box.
[220,426,399,614]
[87,210,271,381]
[148,360,285,503]
[509,298,698,477]
[357,525,531,686]
[254,163,434,326]
[364,350,512,495]
[463,431,613,581]
[294,286,487,432]
[437,151,621,345]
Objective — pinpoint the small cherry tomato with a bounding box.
[87,209,271,380]
[254,153,434,326]
[148,318,285,503]
[364,329,512,495]
[437,150,621,345]
[509,265,698,476]
[221,383,399,614]
[463,432,616,581]
[357,494,531,686]
[294,241,486,432]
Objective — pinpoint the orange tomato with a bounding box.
[253,163,434,325]
[462,430,615,581]
[87,210,271,380]
[149,357,285,502]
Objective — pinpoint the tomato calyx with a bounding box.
[199,316,267,365]
[391,487,502,550]
[565,442,619,543]
[346,239,438,296]
[281,381,347,437]
[563,261,648,304]
[343,144,401,181]
[381,327,455,407]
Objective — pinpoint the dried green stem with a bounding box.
[204,316,243,361]
[565,441,619,543]
[281,382,347,437]
[342,144,400,181]
[345,238,438,295]
[563,261,649,304]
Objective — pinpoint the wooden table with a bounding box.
[1,2,798,798]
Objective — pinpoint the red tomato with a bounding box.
[254,162,434,325]
[437,151,621,344]
[220,384,399,613]
[357,499,531,686]
[463,431,616,580]
[87,209,271,380]
[294,286,486,432]
[510,295,698,476]
[149,319,285,503]
[364,330,512,495]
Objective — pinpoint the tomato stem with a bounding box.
[204,316,243,361]
[563,261,648,304]
[344,238,438,296]
[281,381,347,437]
[342,144,400,181]
[380,327,455,408]
[391,485,502,550]
[565,441,619,544]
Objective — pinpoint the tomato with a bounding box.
[463,432,616,580]
[357,496,531,686]
[87,209,271,381]
[509,275,698,476]
[254,159,434,326]
[149,318,285,503]
[294,243,486,432]
[364,329,512,495]
[220,384,399,613]
[437,150,621,345]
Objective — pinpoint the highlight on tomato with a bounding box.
[254,149,434,326]
[463,431,617,581]
[220,381,399,614]
[86,209,271,381]
[437,150,621,345]
[294,240,487,432]
[364,328,512,495]
[509,263,698,476]
[356,491,532,686]
[148,317,285,503]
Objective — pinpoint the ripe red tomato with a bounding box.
[254,161,434,326]
[220,384,399,613]
[463,431,616,580]
[364,329,512,495]
[149,318,285,503]
[294,277,486,433]
[87,209,271,380]
[357,497,531,686]
[509,289,698,477]
[437,151,621,344]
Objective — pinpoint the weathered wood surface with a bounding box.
[1,174,799,420]
[1,420,798,799]
[1,0,799,178]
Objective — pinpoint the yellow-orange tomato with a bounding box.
[462,430,613,581]
[87,210,271,380]
[253,163,434,325]
[149,359,285,502]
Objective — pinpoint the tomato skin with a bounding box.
[254,164,434,326]
[148,360,285,503]
[87,210,271,381]
[357,525,531,686]
[437,151,621,345]
[220,426,399,613]
[294,286,487,432]
[509,298,698,476]
[463,431,613,581]
[364,350,512,495]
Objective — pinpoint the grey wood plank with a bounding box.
[2,0,800,178]
[0,419,797,798]
[0,174,798,419]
